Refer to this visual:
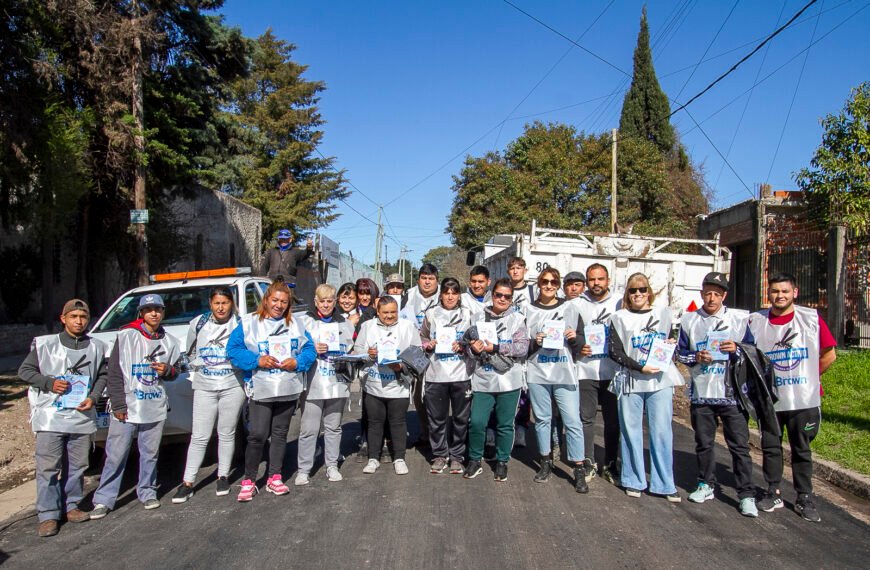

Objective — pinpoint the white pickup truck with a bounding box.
[88,268,271,441]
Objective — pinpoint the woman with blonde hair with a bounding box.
[608,273,682,502]
[227,277,316,502]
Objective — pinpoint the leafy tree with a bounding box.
[421,245,469,285]
[796,82,870,235]
[619,6,677,156]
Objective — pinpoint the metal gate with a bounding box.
[845,230,870,348]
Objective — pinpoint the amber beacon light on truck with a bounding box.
[149,267,253,283]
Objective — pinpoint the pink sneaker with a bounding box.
[266,474,289,495]
[237,479,258,502]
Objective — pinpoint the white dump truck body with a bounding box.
[482,220,729,317]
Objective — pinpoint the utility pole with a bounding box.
[611,128,618,233]
[374,206,384,274]
[131,0,149,285]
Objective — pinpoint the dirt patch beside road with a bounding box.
[0,378,35,495]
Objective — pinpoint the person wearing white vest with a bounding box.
[420,278,474,475]
[294,284,356,486]
[353,296,422,475]
[18,299,108,537]
[525,268,588,493]
[609,273,683,502]
[464,278,529,482]
[227,277,316,502]
[572,264,622,485]
[507,257,535,448]
[172,287,245,504]
[90,294,181,519]
[750,272,837,523]
[677,272,758,517]
[460,265,492,316]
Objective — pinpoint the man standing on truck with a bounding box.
[507,257,535,315]
[572,263,621,484]
[749,272,837,523]
[261,229,314,283]
[19,299,109,538]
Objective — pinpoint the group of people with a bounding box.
[21,251,836,538]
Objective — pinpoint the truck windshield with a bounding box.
[94,286,232,331]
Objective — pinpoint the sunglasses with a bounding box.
[628,287,649,294]
[540,279,560,287]
[493,292,514,300]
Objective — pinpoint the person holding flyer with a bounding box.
[295,284,356,485]
[90,294,181,519]
[525,268,588,493]
[420,278,474,474]
[18,299,108,537]
[227,277,316,502]
[172,287,244,504]
[608,273,683,502]
[353,296,422,475]
[677,272,758,517]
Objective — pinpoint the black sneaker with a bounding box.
[215,477,230,497]
[573,466,589,494]
[534,459,553,483]
[493,461,508,482]
[795,494,821,523]
[757,489,784,512]
[172,484,194,504]
[583,458,597,483]
[464,460,483,479]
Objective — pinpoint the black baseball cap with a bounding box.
[702,272,729,291]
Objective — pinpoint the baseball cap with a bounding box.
[138,294,166,310]
[62,299,90,316]
[277,229,292,240]
[702,272,729,291]
[564,271,586,283]
[385,273,404,286]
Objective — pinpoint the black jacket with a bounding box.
[730,342,781,437]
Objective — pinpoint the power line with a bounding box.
[674,0,739,101]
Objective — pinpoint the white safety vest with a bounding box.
[402,286,440,330]
[469,310,526,393]
[680,307,749,400]
[28,334,107,434]
[525,302,579,386]
[354,318,421,399]
[461,291,491,317]
[240,314,308,401]
[510,284,535,316]
[298,314,355,400]
[116,328,181,424]
[571,292,622,381]
[422,306,472,383]
[186,315,243,391]
[610,306,683,392]
[749,306,821,412]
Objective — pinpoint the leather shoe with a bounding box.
[38,520,59,537]
[66,508,90,523]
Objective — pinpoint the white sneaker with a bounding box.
[393,459,409,475]
[326,466,343,482]
[363,459,380,474]
[294,472,310,486]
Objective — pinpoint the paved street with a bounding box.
[1,402,868,569]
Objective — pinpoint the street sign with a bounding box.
[130,209,149,224]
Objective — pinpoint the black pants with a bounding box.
[690,403,754,498]
[366,394,409,461]
[413,378,429,441]
[245,398,297,480]
[425,381,472,461]
[579,379,619,468]
[761,407,820,496]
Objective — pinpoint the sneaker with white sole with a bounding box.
[326,466,343,482]
[237,479,258,502]
[172,484,194,504]
[143,499,161,510]
[757,489,784,512]
[430,457,447,474]
[739,497,759,517]
[215,477,231,496]
[89,504,109,519]
[796,494,821,523]
[266,474,289,495]
[583,459,597,483]
[625,488,642,498]
[688,482,715,503]
[363,458,380,474]
[394,459,409,475]
[294,473,310,486]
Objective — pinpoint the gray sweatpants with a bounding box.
[297,397,346,475]
[35,431,91,522]
[93,419,164,508]
[182,386,246,483]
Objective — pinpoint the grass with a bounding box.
[813,349,870,475]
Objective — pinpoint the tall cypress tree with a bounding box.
[619,6,676,155]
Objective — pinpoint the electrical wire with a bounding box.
[673,0,740,101]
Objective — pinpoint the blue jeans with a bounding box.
[93,418,164,508]
[528,383,584,462]
[618,388,676,495]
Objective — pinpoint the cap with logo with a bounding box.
[138,294,166,310]
[702,272,729,291]
[564,271,586,283]
[385,273,404,286]
[276,229,292,240]
[62,299,90,316]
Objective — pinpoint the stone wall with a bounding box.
[0,324,47,356]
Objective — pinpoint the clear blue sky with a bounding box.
[220,0,869,266]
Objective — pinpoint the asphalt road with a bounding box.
[1,402,868,569]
